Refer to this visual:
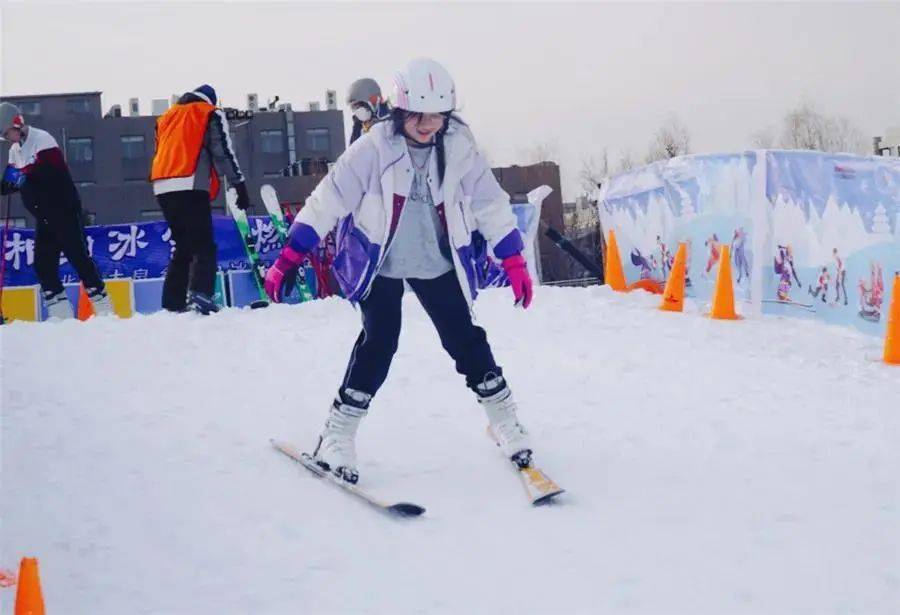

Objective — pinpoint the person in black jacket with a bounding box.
[1,102,111,318]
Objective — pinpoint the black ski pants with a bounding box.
[34,207,104,295]
[157,190,217,312]
[341,271,502,398]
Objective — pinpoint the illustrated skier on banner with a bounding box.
[832,248,848,306]
[703,233,720,278]
[807,266,830,303]
[630,248,655,280]
[731,227,751,284]
[774,244,802,301]
[263,58,535,484]
[656,235,670,279]
[858,261,884,322]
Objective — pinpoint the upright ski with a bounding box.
[259,184,314,302]
[488,427,564,505]
[226,187,269,308]
[270,439,426,518]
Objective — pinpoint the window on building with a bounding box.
[263,171,283,178]
[8,217,27,228]
[260,129,285,154]
[121,135,146,160]
[68,138,94,162]
[66,98,91,114]
[83,211,97,225]
[306,128,330,152]
[140,210,163,220]
[76,181,95,187]
[16,101,41,116]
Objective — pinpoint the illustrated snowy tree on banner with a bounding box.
[871,203,891,237]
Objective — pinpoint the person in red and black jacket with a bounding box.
[1,102,111,318]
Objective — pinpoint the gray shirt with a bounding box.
[380,145,453,280]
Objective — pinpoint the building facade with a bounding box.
[1,91,570,281]
[0,91,345,226]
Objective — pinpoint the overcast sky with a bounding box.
[2,2,899,200]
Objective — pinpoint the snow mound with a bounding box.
[2,287,897,614]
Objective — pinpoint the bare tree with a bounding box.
[579,149,609,193]
[771,103,867,154]
[645,115,691,164]
[616,149,636,174]
[521,139,560,165]
[751,127,776,149]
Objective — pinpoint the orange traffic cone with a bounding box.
[77,284,95,321]
[660,242,687,312]
[604,230,627,292]
[708,244,741,320]
[884,273,900,365]
[14,557,45,615]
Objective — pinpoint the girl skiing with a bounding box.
[265,59,534,483]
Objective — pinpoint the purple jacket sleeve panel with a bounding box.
[287,222,321,253]
[492,229,524,260]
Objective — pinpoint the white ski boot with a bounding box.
[476,375,532,468]
[313,388,370,484]
[86,286,114,316]
[42,290,74,319]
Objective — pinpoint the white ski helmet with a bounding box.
[391,58,456,114]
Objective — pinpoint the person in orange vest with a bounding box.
[150,84,249,314]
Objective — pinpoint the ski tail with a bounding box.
[270,439,425,518]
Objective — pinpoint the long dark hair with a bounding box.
[391,109,466,186]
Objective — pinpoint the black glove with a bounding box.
[234,182,251,211]
[0,180,18,196]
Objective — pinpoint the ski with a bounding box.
[762,299,816,313]
[225,187,269,308]
[487,427,564,505]
[260,184,315,302]
[270,439,425,518]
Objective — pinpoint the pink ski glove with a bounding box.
[502,254,533,309]
[265,245,305,303]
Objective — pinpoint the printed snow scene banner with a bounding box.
[598,150,900,336]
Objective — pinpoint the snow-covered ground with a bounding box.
[2,286,897,614]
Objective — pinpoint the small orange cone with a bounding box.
[604,230,627,292]
[77,284,95,321]
[14,557,45,615]
[660,242,687,312]
[884,273,900,365]
[708,244,741,320]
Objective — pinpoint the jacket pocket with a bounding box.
[332,215,380,302]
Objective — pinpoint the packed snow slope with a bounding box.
[2,286,897,614]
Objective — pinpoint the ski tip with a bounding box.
[387,502,426,518]
[531,489,565,506]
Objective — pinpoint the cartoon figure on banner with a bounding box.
[858,261,884,322]
[832,248,848,306]
[731,227,751,284]
[703,233,720,278]
[630,248,656,280]
[656,235,671,279]
[807,267,830,303]
[774,244,802,302]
